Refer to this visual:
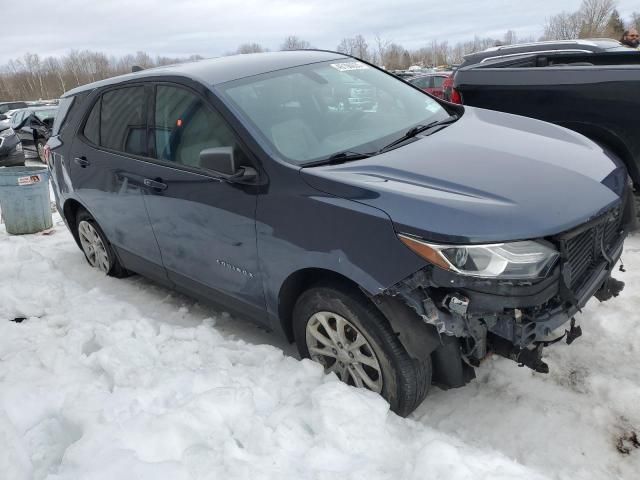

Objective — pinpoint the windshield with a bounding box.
[34,108,57,122]
[218,60,450,164]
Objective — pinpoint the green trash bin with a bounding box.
[0,166,53,235]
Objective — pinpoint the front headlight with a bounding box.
[0,128,15,137]
[398,234,559,279]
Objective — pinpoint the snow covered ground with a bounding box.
[1,211,639,480]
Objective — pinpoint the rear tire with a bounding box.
[293,284,431,417]
[75,210,129,278]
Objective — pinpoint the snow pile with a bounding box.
[1,214,639,479]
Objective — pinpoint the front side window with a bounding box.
[100,86,146,156]
[219,60,450,164]
[153,85,240,169]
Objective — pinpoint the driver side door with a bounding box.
[140,83,265,321]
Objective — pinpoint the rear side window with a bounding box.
[83,98,101,145]
[433,76,445,88]
[52,97,75,136]
[411,77,430,89]
[100,86,147,156]
[153,85,239,169]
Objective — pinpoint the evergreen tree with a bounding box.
[606,9,625,39]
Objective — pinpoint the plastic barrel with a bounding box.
[0,166,53,235]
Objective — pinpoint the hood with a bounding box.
[301,107,627,243]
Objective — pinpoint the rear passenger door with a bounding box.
[69,85,167,282]
[140,83,264,320]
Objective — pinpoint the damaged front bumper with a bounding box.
[380,192,635,384]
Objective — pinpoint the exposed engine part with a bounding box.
[385,269,468,337]
[445,294,469,316]
[594,277,625,302]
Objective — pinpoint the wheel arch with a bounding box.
[62,197,89,249]
[277,267,362,342]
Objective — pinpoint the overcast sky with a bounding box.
[1,0,638,64]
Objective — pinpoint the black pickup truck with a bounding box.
[452,46,640,209]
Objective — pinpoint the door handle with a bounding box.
[74,156,90,168]
[143,178,168,191]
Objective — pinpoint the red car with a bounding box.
[441,72,462,104]
[407,72,451,98]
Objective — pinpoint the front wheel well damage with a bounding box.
[278,267,475,389]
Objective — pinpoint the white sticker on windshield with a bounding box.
[330,62,369,72]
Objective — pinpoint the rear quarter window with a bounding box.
[83,97,101,145]
[51,97,76,136]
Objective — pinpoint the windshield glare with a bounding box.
[219,60,450,164]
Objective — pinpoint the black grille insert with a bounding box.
[561,208,622,292]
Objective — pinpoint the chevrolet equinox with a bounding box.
[48,51,636,416]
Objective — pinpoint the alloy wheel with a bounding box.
[77,220,110,273]
[306,311,383,393]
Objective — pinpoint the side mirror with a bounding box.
[0,114,7,121]
[199,147,257,182]
[200,147,236,175]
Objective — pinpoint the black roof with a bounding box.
[460,39,624,67]
[63,50,348,97]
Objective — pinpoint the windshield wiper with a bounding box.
[302,150,373,167]
[377,114,459,154]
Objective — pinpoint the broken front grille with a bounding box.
[562,207,623,292]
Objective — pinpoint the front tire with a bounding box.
[293,284,431,417]
[75,210,128,277]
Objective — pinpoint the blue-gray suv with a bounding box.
[48,51,636,416]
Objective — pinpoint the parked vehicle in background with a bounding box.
[0,101,28,115]
[407,72,452,98]
[0,124,25,166]
[0,110,18,130]
[12,105,58,162]
[444,39,628,104]
[458,39,629,69]
[452,47,640,211]
[48,51,634,416]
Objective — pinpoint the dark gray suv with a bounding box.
[48,51,635,416]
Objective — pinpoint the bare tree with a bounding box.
[280,36,312,50]
[503,30,518,45]
[373,34,391,67]
[543,11,584,40]
[235,43,269,54]
[580,0,616,37]
[337,35,371,61]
